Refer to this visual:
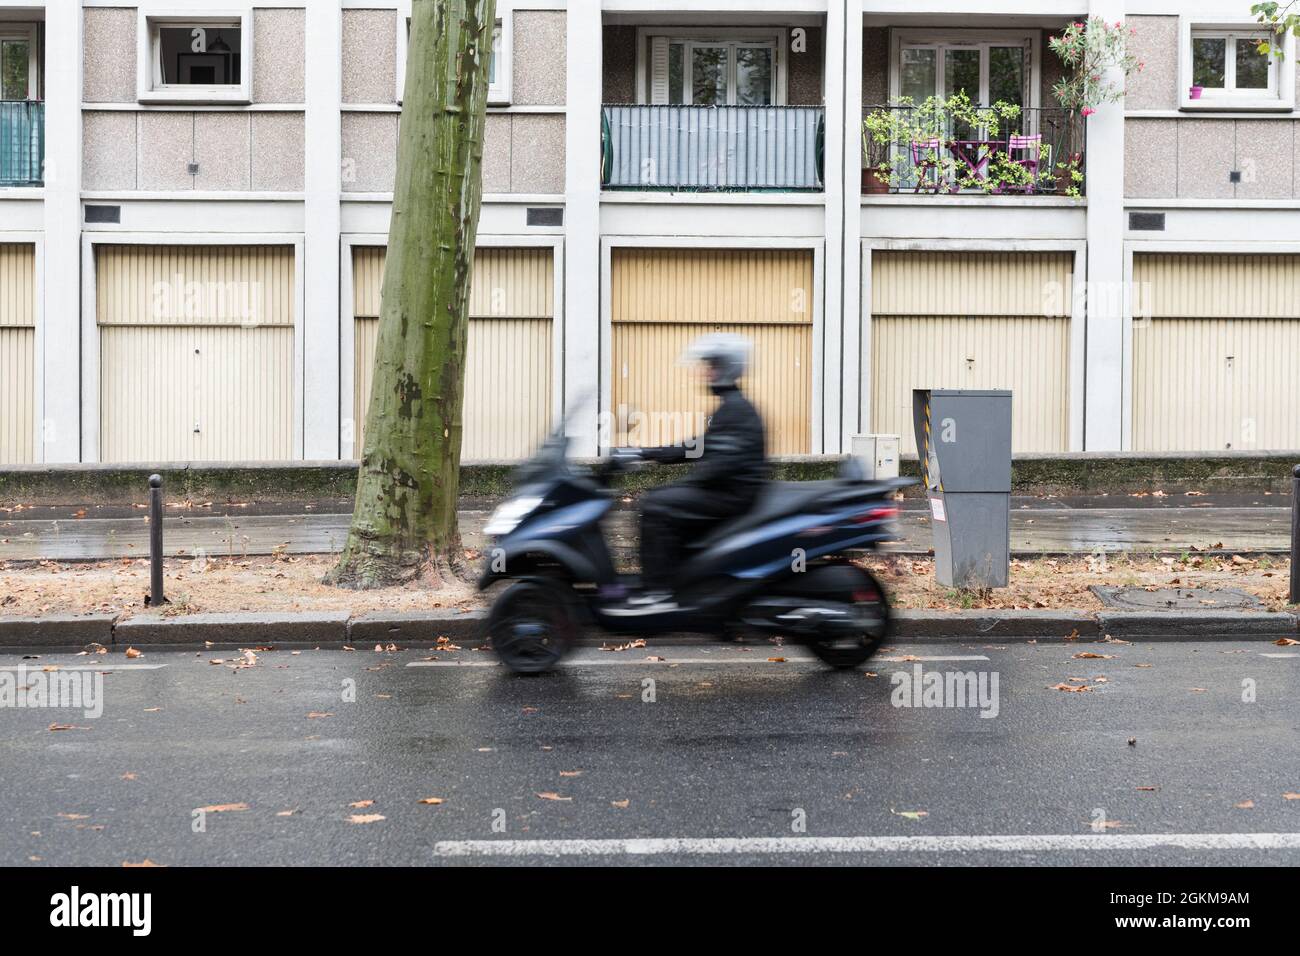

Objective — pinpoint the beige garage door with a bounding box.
[611,248,813,455]
[353,246,554,460]
[97,245,296,462]
[0,244,36,463]
[870,250,1072,455]
[1132,254,1300,452]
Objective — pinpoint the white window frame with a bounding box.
[888,29,1041,109]
[0,23,41,101]
[1179,18,1294,111]
[635,27,789,106]
[397,2,511,107]
[137,9,253,105]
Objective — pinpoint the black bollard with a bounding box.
[149,474,167,607]
[1292,464,1300,606]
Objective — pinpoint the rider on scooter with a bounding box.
[611,334,769,614]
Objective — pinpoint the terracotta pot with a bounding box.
[861,167,891,194]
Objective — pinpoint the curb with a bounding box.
[347,610,486,646]
[1096,609,1299,642]
[0,614,116,648]
[112,611,351,646]
[0,608,1295,651]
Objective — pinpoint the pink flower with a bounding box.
[1081,107,1096,116]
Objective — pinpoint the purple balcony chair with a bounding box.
[1007,133,1046,193]
[908,137,945,192]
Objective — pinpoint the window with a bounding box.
[397,6,510,105]
[0,25,38,100]
[1179,19,1294,110]
[1192,30,1274,95]
[138,13,252,103]
[891,31,1037,109]
[639,29,787,106]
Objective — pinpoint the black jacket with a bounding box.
[640,385,769,499]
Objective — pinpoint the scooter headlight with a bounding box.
[484,496,543,536]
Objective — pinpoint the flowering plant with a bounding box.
[1049,17,1143,115]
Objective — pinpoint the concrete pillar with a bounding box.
[563,0,601,456]
[302,1,343,459]
[820,0,847,454]
[839,3,864,450]
[42,1,82,462]
[1083,1,1128,450]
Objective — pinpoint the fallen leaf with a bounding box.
[1072,652,1113,659]
[1283,793,1300,801]
[417,797,444,805]
[1274,638,1300,647]
[121,859,163,867]
[611,799,630,809]
[1133,664,1152,668]
[306,712,334,719]
[120,772,137,781]
[1048,683,1092,692]
[196,803,249,813]
[348,813,385,824]
[1235,800,1255,809]
[559,770,583,778]
[275,809,299,817]
[124,647,143,659]
[767,657,787,663]
[143,707,162,712]
[57,812,90,820]
[1136,786,1158,792]
[47,723,90,731]
[348,800,375,809]
[891,809,928,821]
[1189,687,1207,693]
[536,792,572,802]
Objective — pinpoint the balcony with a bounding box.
[862,104,1084,198]
[601,104,824,192]
[0,101,43,187]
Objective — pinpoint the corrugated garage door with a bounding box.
[870,250,1072,455]
[611,248,813,455]
[1132,253,1300,451]
[353,246,553,460]
[97,245,295,462]
[0,244,35,463]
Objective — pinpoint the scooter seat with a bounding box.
[693,480,849,548]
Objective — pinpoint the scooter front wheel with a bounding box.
[804,567,892,669]
[487,579,578,674]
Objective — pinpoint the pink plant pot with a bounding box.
[1189,86,1203,99]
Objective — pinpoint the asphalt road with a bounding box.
[3,639,1298,866]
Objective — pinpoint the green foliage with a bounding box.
[1253,1,1300,57]
[1048,16,1142,113]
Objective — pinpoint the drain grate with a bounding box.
[1090,585,1265,611]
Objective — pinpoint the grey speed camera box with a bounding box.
[912,389,1012,588]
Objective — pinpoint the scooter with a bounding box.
[478,435,913,674]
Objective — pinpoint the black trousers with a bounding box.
[639,484,751,591]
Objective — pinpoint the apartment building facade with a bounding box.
[1,0,1297,467]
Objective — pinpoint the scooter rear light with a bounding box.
[853,506,897,524]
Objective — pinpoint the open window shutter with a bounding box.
[649,35,669,104]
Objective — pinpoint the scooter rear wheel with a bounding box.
[488,579,578,675]
[804,567,891,669]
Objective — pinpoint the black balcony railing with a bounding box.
[602,104,825,192]
[0,101,44,187]
[862,105,1085,197]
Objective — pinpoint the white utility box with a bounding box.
[850,434,900,480]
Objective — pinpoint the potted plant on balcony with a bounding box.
[1048,18,1140,199]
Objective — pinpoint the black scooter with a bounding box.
[478,435,912,674]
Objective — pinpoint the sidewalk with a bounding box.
[0,492,1293,562]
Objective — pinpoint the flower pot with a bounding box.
[1189,85,1203,100]
[862,167,891,195]
[1054,151,1084,195]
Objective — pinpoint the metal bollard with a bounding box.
[149,473,167,607]
[1291,464,1300,606]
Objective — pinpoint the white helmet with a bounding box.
[681,333,752,388]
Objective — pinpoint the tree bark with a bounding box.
[329,0,497,589]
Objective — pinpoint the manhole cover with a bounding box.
[1090,585,1264,611]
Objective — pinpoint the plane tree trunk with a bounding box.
[329,0,497,589]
